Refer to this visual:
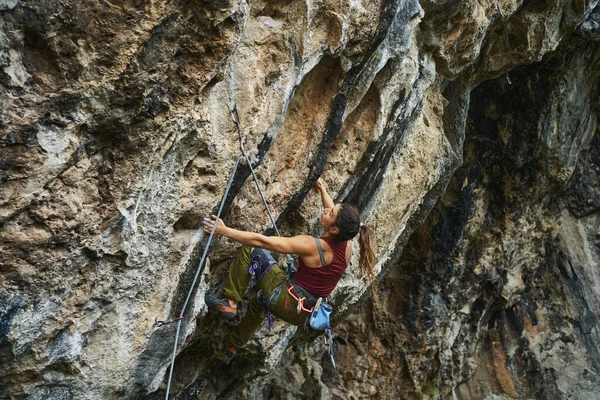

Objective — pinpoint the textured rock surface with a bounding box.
[1,0,599,399]
[247,9,600,399]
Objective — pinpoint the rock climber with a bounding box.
[202,177,376,363]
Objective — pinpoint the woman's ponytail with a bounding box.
[334,203,376,281]
[358,224,376,282]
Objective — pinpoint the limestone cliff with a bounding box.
[1,1,598,399]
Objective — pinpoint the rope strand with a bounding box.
[162,105,290,399]
[164,154,242,399]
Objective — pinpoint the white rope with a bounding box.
[162,105,291,398]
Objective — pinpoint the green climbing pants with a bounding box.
[223,245,308,348]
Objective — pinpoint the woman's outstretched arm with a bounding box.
[315,178,334,209]
[203,215,315,256]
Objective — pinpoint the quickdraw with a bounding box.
[152,317,183,328]
[160,104,296,399]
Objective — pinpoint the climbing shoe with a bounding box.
[205,295,237,319]
[215,343,238,364]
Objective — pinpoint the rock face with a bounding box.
[0,1,598,399]
[252,19,600,399]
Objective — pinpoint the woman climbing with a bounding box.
[202,177,376,363]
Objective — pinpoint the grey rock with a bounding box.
[0,0,17,11]
[1,0,599,399]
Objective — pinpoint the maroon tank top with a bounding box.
[293,237,349,298]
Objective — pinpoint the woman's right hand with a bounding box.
[203,215,227,235]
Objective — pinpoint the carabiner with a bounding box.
[230,104,240,124]
[153,316,183,328]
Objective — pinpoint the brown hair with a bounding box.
[333,203,376,281]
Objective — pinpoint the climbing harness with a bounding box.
[286,283,315,314]
[283,237,337,368]
[160,105,294,400]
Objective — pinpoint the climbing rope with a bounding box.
[231,106,294,269]
[162,105,292,399]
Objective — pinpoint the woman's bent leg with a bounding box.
[228,262,287,348]
[222,245,253,303]
[229,289,308,349]
[228,294,264,348]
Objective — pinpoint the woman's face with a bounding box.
[320,204,341,232]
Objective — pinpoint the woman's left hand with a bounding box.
[315,177,326,191]
[203,215,227,235]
